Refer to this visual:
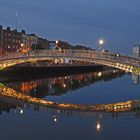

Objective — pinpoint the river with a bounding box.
[0,68,139,140]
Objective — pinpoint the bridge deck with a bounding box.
[0,50,139,74]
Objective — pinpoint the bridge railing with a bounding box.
[0,50,139,67]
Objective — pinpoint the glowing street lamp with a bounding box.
[21,43,24,47]
[98,39,105,52]
[99,39,104,46]
[55,40,61,50]
[56,40,59,44]
[20,43,24,51]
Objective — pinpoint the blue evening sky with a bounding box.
[0,0,140,54]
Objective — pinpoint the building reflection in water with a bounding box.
[132,73,139,85]
[5,69,125,98]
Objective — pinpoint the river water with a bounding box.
[0,69,139,140]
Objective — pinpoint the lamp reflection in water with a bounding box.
[14,108,24,114]
[53,115,58,123]
[97,72,102,77]
[20,109,24,114]
[96,120,102,134]
[95,114,103,134]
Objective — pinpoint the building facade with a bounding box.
[37,38,49,50]
[28,34,38,47]
[0,26,22,53]
[0,26,41,54]
[4,28,22,53]
[0,25,92,55]
[21,31,38,52]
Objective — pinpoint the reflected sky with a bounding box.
[0,0,140,54]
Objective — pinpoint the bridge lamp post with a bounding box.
[98,39,104,52]
[21,43,24,49]
[17,43,24,53]
[55,40,59,49]
[21,43,24,47]
[55,40,61,50]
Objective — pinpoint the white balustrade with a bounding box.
[0,50,139,74]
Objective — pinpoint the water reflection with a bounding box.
[132,73,139,85]
[1,87,140,138]
[0,69,139,116]
[0,70,139,139]
[96,120,102,133]
[0,70,139,115]
[0,92,140,116]
[1,82,140,137]
[4,69,124,98]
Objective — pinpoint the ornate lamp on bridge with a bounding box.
[98,39,105,52]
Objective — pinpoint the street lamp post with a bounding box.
[17,43,24,53]
[21,43,24,48]
[98,39,105,52]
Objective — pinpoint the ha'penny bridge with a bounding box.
[0,50,139,75]
[0,84,140,113]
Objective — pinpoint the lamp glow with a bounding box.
[98,39,104,45]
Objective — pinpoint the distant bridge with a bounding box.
[0,50,140,75]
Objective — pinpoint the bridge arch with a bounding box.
[0,50,139,75]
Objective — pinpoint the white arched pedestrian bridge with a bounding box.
[0,50,140,75]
